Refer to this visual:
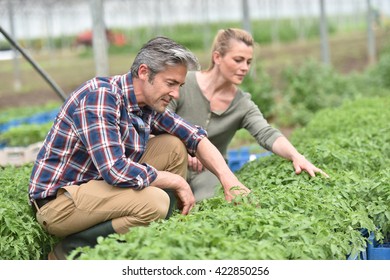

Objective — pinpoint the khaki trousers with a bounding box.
[36,134,187,237]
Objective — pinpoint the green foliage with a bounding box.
[0,102,60,125]
[291,97,390,235]
[71,96,389,260]
[241,63,275,118]
[252,18,336,44]
[0,103,57,147]
[366,53,390,89]
[272,41,390,128]
[273,59,361,127]
[0,164,57,260]
[1,96,389,260]
[0,122,52,147]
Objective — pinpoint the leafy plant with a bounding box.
[0,164,57,260]
[0,102,60,125]
[273,59,361,127]
[1,95,389,260]
[0,122,52,147]
[71,96,389,260]
[241,62,275,119]
[366,53,390,89]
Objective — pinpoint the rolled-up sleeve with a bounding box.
[151,110,207,156]
[243,99,283,151]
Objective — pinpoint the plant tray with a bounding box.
[367,232,390,260]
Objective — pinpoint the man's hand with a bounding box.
[223,182,251,202]
[174,180,196,215]
[153,171,195,215]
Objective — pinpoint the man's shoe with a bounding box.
[47,241,67,260]
[48,250,59,260]
[47,220,115,260]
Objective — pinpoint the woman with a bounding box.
[168,28,328,201]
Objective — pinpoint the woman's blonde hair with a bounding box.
[207,28,254,71]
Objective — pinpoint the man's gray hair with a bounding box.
[130,36,200,81]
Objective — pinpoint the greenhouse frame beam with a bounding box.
[0,25,67,101]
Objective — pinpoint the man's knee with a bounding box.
[146,134,188,178]
[159,134,187,157]
[141,187,170,221]
[113,187,170,234]
[153,187,170,219]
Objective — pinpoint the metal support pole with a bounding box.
[319,0,331,65]
[0,25,67,101]
[242,0,251,34]
[7,0,21,91]
[90,0,109,76]
[367,0,377,65]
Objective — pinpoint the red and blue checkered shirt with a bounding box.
[29,72,207,201]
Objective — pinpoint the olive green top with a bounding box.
[168,71,283,158]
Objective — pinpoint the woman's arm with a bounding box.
[271,136,329,178]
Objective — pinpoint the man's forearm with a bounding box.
[195,138,232,178]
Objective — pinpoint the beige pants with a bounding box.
[36,134,187,237]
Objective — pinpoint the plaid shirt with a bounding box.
[29,72,207,201]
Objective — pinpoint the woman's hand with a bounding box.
[292,154,329,178]
[188,154,204,173]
